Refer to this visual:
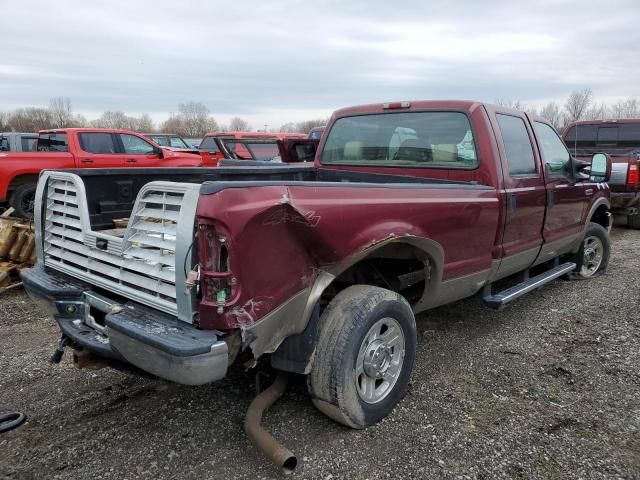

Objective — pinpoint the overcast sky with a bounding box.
[2,0,639,129]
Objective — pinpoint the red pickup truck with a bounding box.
[563,119,640,228]
[0,128,202,217]
[197,131,307,165]
[22,101,611,444]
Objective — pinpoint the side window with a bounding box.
[0,137,8,151]
[37,133,68,152]
[21,137,37,152]
[120,134,155,154]
[533,122,572,177]
[78,133,116,154]
[496,114,537,175]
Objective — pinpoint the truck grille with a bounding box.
[37,172,200,322]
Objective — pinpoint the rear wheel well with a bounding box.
[8,174,39,194]
[320,243,431,310]
[270,242,431,374]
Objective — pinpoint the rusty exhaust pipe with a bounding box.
[244,373,297,474]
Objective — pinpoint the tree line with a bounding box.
[495,88,640,131]
[0,97,326,137]
[2,90,636,137]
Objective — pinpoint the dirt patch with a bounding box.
[1,228,639,479]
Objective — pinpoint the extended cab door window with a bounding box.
[495,114,537,176]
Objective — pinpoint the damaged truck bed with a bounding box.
[21,100,613,470]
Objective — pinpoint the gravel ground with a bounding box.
[1,228,639,480]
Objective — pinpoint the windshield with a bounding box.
[150,135,170,146]
[198,136,220,153]
[321,111,478,168]
[169,136,189,148]
[224,140,280,161]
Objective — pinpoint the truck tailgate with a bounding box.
[35,171,200,323]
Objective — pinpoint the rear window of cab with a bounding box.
[320,111,478,169]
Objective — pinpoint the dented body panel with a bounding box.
[195,182,499,334]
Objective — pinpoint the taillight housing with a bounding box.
[627,160,639,185]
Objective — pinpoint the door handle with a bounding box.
[507,193,517,214]
[80,159,93,164]
[126,158,137,163]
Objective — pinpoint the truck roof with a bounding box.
[564,119,640,129]
[1,132,37,137]
[332,100,486,118]
[38,128,144,134]
[202,131,306,139]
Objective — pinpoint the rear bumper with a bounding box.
[21,265,228,385]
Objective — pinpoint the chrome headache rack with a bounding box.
[34,172,200,323]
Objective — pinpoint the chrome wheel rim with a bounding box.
[580,235,603,277]
[355,317,405,404]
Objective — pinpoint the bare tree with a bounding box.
[91,111,133,129]
[539,102,564,131]
[10,108,53,131]
[278,122,297,133]
[228,117,251,132]
[136,113,155,132]
[295,118,327,134]
[493,98,526,110]
[610,97,640,119]
[49,97,74,128]
[0,111,11,131]
[564,88,593,123]
[160,115,185,136]
[583,103,610,121]
[176,102,218,137]
[74,113,88,128]
[90,111,153,131]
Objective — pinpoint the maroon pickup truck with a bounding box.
[22,100,611,439]
[563,119,640,228]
